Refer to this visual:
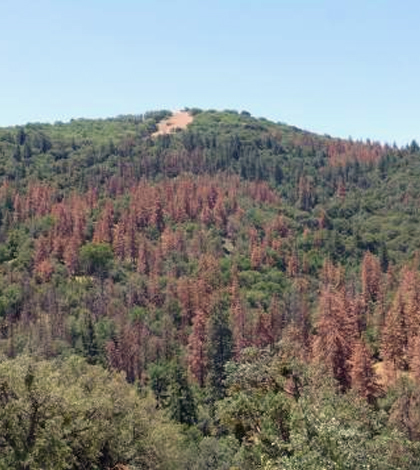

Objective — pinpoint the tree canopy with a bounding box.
[0,109,420,468]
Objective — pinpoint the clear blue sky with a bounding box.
[1,0,419,144]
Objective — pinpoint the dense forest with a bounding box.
[1,109,420,469]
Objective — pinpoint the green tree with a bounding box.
[79,242,113,280]
[207,297,233,399]
[23,142,32,160]
[16,127,26,145]
[0,355,188,470]
[168,362,197,426]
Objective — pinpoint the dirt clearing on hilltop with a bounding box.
[153,110,193,136]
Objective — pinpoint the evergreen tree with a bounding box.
[207,297,233,398]
[168,362,197,425]
[83,313,98,364]
[313,286,352,390]
[409,334,420,383]
[23,142,32,160]
[12,145,21,161]
[188,309,207,387]
[16,126,26,145]
[361,251,382,304]
[381,291,408,371]
[350,338,380,403]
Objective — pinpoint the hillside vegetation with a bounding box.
[1,109,420,469]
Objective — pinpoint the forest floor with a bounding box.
[153,110,193,136]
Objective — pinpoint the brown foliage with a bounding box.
[327,139,385,166]
[381,291,408,371]
[361,251,382,305]
[187,309,208,387]
[229,270,248,355]
[409,335,420,383]
[349,339,381,403]
[254,307,274,349]
[313,286,354,390]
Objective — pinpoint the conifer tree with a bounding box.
[268,294,283,344]
[63,235,80,275]
[187,309,207,387]
[409,334,420,383]
[137,238,149,275]
[361,251,382,305]
[250,243,263,270]
[151,195,165,232]
[229,267,248,355]
[350,338,380,403]
[112,223,125,261]
[313,286,352,390]
[402,269,420,341]
[168,362,197,425]
[254,307,274,349]
[207,297,233,398]
[381,291,408,371]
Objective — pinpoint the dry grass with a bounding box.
[374,361,413,388]
[374,361,389,387]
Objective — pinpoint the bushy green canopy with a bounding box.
[0,355,186,470]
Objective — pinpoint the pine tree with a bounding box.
[402,269,420,341]
[23,142,32,160]
[361,251,382,305]
[83,313,98,364]
[409,334,420,383]
[254,307,274,348]
[287,250,299,278]
[213,196,227,229]
[250,243,263,270]
[151,195,165,232]
[13,145,21,161]
[229,268,247,355]
[187,309,207,387]
[137,238,149,275]
[207,297,233,398]
[313,286,352,390]
[177,277,195,329]
[268,293,283,344]
[63,236,80,275]
[93,202,114,244]
[350,338,380,403]
[168,362,197,425]
[381,291,408,371]
[16,126,26,145]
[321,258,344,288]
[112,223,125,261]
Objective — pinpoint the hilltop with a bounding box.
[152,110,194,136]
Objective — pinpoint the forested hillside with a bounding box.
[1,109,420,469]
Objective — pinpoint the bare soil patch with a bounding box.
[153,110,193,136]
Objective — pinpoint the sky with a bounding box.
[1,0,419,145]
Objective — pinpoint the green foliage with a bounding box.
[0,284,23,319]
[207,296,233,399]
[0,356,188,470]
[0,109,419,468]
[149,360,197,425]
[168,362,198,426]
[79,242,113,278]
[218,354,420,470]
[279,372,420,470]
[188,436,239,470]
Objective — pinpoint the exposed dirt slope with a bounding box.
[153,110,193,136]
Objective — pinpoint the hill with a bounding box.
[0,109,420,469]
